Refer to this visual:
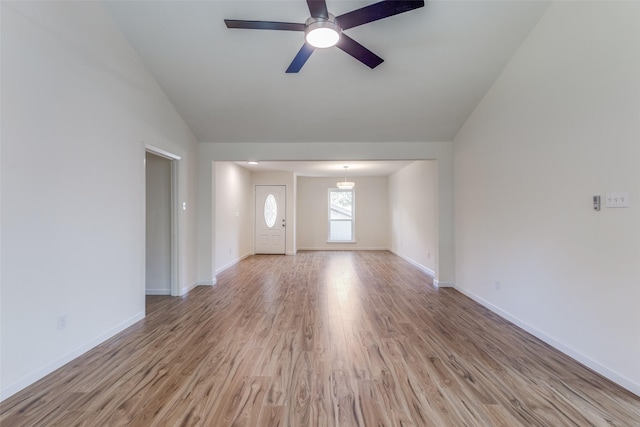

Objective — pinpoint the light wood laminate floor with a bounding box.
[1,251,638,426]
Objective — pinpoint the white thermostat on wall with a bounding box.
[593,195,600,211]
[605,192,629,208]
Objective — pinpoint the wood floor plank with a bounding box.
[358,380,390,426]
[1,251,638,426]
[309,360,333,426]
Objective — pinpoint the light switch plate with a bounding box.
[605,192,629,208]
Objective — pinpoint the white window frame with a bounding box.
[327,188,356,243]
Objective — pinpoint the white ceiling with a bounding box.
[104,1,550,143]
[235,160,416,176]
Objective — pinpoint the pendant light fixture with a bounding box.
[337,166,355,189]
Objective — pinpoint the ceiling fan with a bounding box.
[224,0,425,73]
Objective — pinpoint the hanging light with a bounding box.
[337,166,355,189]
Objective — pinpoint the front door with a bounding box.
[255,185,286,254]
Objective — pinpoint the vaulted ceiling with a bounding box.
[104,1,550,143]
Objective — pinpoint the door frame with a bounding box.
[144,143,181,297]
[254,184,287,254]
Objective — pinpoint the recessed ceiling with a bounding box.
[104,1,550,143]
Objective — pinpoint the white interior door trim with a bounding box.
[144,143,181,297]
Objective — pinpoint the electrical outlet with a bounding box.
[495,281,501,291]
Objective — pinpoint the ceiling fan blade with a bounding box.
[307,0,329,19]
[286,43,316,73]
[336,0,425,30]
[224,20,305,31]
[336,34,384,69]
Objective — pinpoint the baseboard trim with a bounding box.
[192,278,217,288]
[0,311,145,402]
[145,289,171,295]
[454,285,640,397]
[215,252,252,276]
[180,280,204,295]
[388,249,437,279]
[435,281,454,288]
[297,247,390,251]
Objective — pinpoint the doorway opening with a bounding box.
[145,144,181,297]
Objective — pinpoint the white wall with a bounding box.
[1,2,199,399]
[251,171,297,255]
[214,162,252,274]
[197,142,454,284]
[297,176,389,250]
[197,159,215,283]
[145,152,171,295]
[453,1,640,395]
[389,161,438,278]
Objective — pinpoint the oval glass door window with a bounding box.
[264,194,277,228]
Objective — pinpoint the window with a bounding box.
[264,193,277,228]
[328,188,355,242]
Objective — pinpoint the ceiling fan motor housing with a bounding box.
[305,14,341,48]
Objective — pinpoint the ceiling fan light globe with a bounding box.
[305,14,341,48]
[306,27,340,48]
